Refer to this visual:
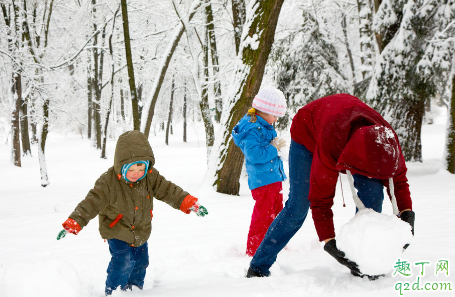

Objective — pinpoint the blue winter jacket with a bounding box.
[232,114,286,190]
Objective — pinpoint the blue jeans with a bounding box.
[105,239,149,295]
[249,140,384,276]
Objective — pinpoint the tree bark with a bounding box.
[121,0,140,130]
[211,0,285,195]
[92,29,102,148]
[356,0,374,80]
[373,0,383,52]
[165,76,175,146]
[101,5,119,159]
[30,98,38,144]
[91,0,104,149]
[341,12,356,85]
[373,0,402,54]
[231,0,246,55]
[137,83,143,122]
[120,89,126,122]
[20,91,31,156]
[183,82,187,143]
[205,0,222,122]
[200,31,215,158]
[87,51,93,139]
[39,94,50,187]
[11,73,22,167]
[446,71,455,173]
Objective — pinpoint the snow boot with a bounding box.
[246,267,270,278]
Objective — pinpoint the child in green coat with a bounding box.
[58,130,208,295]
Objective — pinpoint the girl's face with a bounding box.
[126,163,145,182]
[257,111,278,124]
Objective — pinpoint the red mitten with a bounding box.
[180,195,198,214]
[62,218,82,235]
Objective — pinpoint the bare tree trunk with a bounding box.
[91,0,104,149]
[446,67,455,173]
[373,0,383,52]
[121,0,140,130]
[101,5,120,159]
[19,3,32,150]
[231,0,246,55]
[373,0,402,54]
[200,27,215,158]
[30,97,38,143]
[165,76,175,146]
[39,94,50,187]
[183,81,187,143]
[11,73,22,167]
[20,85,31,156]
[341,12,356,85]
[4,1,21,166]
[205,0,222,122]
[141,0,203,138]
[137,83,143,121]
[356,0,374,80]
[211,0,285,195]
[120,89,126,122]
[92,35,102,148]
[87,51,93,139]
[424,98,433,124]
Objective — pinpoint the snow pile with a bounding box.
[336,209,413,276]
[0,259,81,297]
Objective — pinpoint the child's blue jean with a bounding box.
[250,140,384,276]
[105,239,149,295]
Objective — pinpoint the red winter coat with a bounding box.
[290,94,412,241]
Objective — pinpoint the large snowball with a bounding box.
[0,259,81,297]
[336,209,413,276]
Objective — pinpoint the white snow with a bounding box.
[337,209,413,276]
[0,106,454,296]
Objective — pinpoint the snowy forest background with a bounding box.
[1,1,455,296]
[1,0,455,190]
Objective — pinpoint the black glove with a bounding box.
[350,268,384,281]
[400,210,415,250]
[400,210,415,235]
[324,239,361,275]
[324,239,384,281]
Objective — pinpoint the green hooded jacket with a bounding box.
[69,130,190,247]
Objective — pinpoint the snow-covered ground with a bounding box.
[0,109,454,297]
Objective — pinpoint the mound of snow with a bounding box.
[336,209,413,276]
[0,259,81,297]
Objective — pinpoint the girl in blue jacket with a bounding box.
[232,86,287,256]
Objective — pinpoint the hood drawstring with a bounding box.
[339,175,346,207]
[346,170,400,215]
[389,177,399,216]
[346,170,366,211]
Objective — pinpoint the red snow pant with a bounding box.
[246,181,284,257]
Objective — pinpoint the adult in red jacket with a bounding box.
[247,94,415,279]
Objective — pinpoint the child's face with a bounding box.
[260,112,278,124]
[126,163,145,182]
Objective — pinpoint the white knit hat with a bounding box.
[252,86,287,117]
